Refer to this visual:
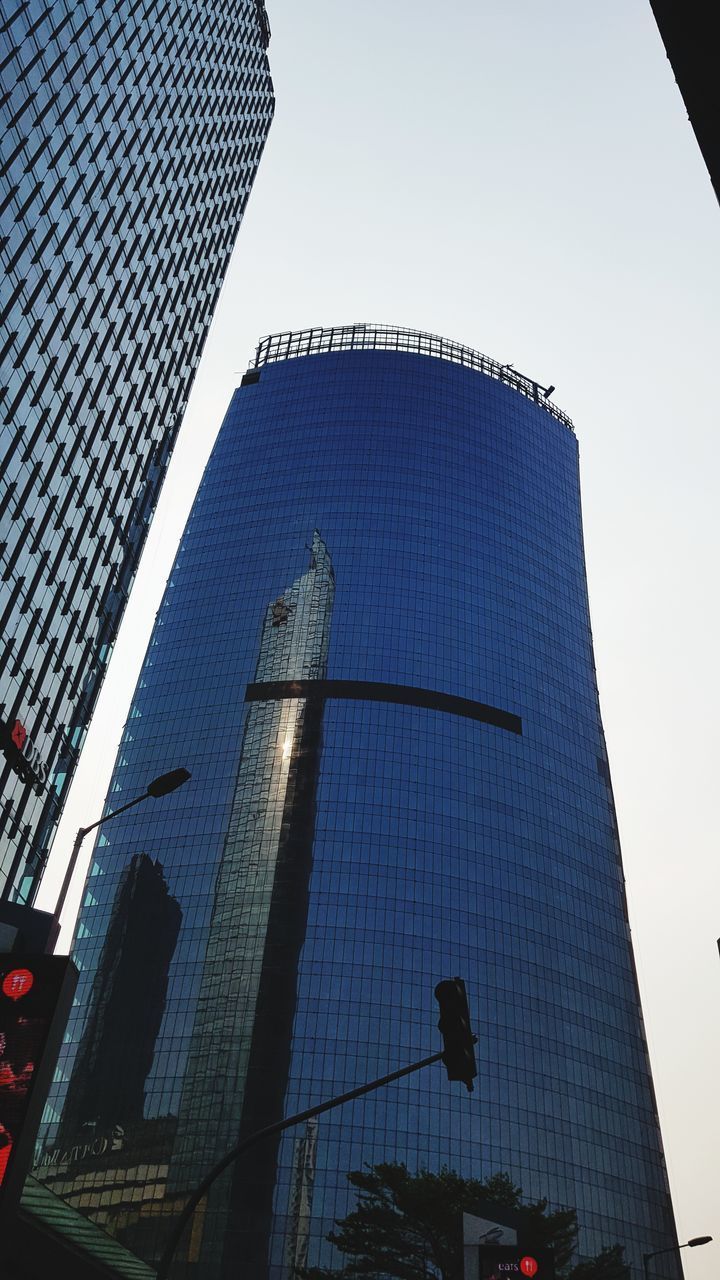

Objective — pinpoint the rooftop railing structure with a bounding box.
[252,323,574,432]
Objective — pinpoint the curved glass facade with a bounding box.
[38,329,678,1278]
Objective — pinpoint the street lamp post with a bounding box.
[53,767,191,924]
[643,1237,713,1280]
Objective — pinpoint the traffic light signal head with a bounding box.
[434,977,477,1091]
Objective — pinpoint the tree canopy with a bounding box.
[299,1163,630,1280]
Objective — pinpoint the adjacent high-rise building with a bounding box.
[38,326,679,1279]
[0,1,274,901]
[649,1,718,202]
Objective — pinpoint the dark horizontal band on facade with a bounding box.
[245,679,522,734]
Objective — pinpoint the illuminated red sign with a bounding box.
[0,716,48,789]
[1,969,34,1002]
[479,1247,554,1280]
[0,955,77,1214]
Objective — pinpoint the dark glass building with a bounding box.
[37,325,679,1278]
[0,0,274,900]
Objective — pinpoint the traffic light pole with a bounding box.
[155,1047,445,1279]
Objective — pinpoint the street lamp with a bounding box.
[53,767,191,923]
[643,1237,713,1280]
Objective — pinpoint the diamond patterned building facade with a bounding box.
[0,0,274,900]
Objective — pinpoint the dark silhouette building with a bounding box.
[0,1,274,901]
[40,326,680,1279]
[649,1,719,202]
[59,854,182,1142]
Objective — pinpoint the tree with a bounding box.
[299,1163,576,1280]
[567,1245,631,1280]
[298,1163,630,1280]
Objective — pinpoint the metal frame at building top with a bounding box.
[253,323,574,432]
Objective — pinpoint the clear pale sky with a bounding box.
[37,2,719,1272]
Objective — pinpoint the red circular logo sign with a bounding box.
[520,1260,539,1278]
[2,968,34,1001]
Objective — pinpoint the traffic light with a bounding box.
[434,977,477,1091]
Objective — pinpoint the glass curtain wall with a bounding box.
[0,1,273,898]
[37,330,679,1280]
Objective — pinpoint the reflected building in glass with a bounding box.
[0,0,274,900]
[38,326,679,1278]
[59,853,182,1143]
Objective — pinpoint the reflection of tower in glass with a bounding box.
[286,1119,318,1276]
[59,855,182,1144]
[170,532,334,1275]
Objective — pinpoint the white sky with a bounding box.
[36,2,719,1272]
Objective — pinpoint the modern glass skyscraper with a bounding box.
[0,1,274,901]
[38,325,679,1279]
